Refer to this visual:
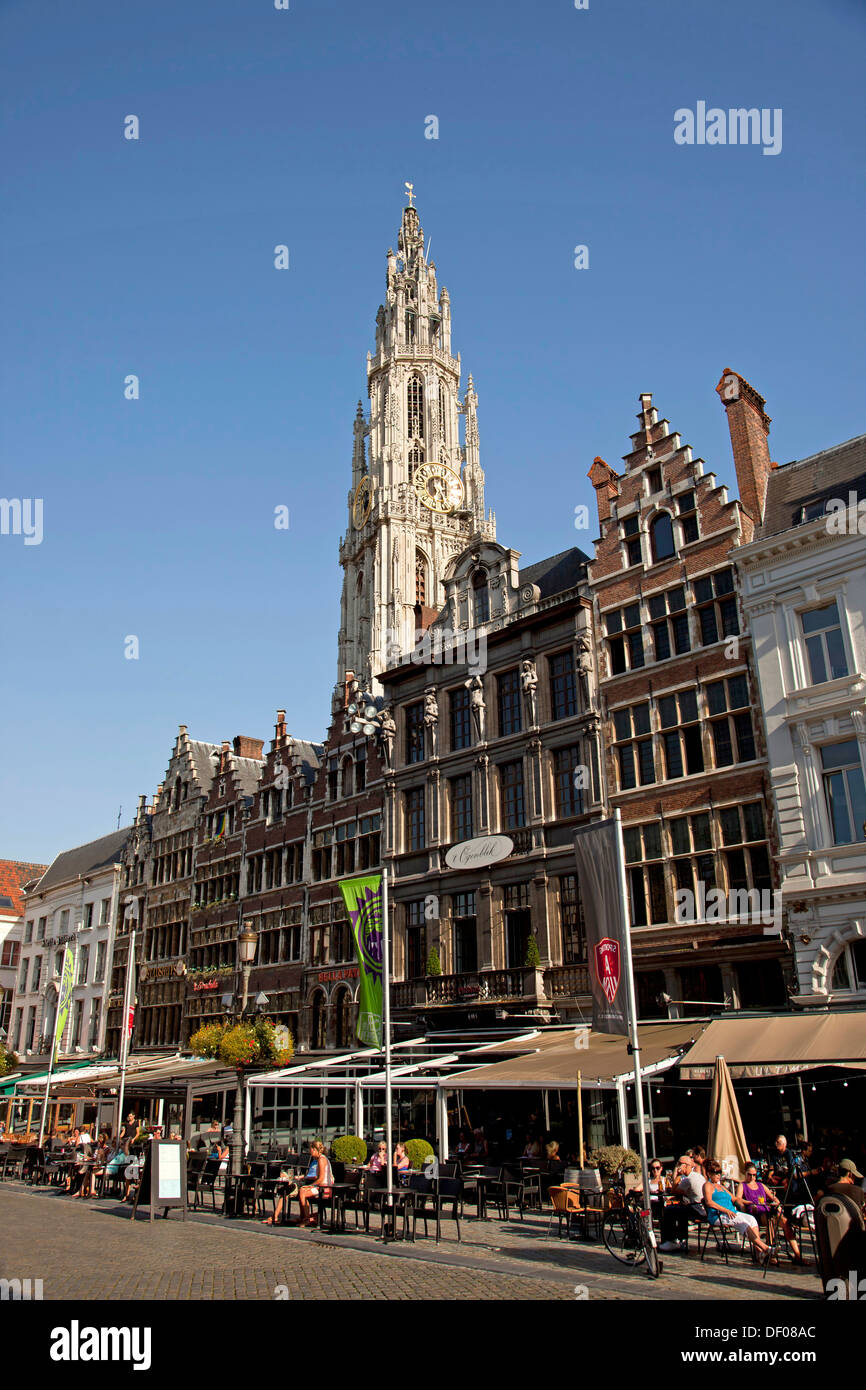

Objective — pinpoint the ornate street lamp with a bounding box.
[229,919,259,1188]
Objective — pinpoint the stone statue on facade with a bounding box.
[424,687,439,757]
[576,634,594,710]
[520,658,539,727]
[466,675,486,743]
[378,707,396,771]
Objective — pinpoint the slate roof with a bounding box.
[292,740,324,787]
[519,546,590,598]
[30,828,133,895]
[232,755,264,798]
[0,860,48,916]
[758,433,866,539]
[187,740,220,791]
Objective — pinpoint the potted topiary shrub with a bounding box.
[404,1138,435,1171]
[588,1144,642,1180]
[425,948,442,977]
[330,1134,368,1167]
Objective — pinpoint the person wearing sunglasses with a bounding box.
[738,1164,809,1264]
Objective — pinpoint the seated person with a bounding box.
[522,1133,542,1159]
[454,1129,472,1161]
[294,1140,334,1228]
[703,1160,772,1259]
[823,1158,865,1211]
[738,1163,808,1264]
[659,1153,708,1252]
[470,1128,489,1162]
[365,1142,389,1173]
[545,1140,564,1177]
[767,1135,794,1193]
[393,1142,411,1172]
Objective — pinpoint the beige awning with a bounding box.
[444,1021,706,1090]
[679,1011,866,1079]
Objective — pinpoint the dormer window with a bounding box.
[472,569,490,624]
[650,512,675,563]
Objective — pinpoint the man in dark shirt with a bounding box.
[826,1159,865,1211]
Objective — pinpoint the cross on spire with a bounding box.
[404,181,416,207]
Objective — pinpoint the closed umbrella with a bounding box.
[707,1055,751,1182]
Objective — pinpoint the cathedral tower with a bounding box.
[337,187,496,695]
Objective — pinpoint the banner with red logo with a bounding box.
[573,819,630,1036]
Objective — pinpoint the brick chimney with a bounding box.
[273,710,287,749]
[587,456,621,527]
[716,368,773,532]
[233,734,264,760]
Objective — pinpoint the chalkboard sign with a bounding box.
[131,1140,187,1222]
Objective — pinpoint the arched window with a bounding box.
[407,376,424,440]
[650,512,675,563]
[831,938,866,993]
[415,550,428,606]
[405,311,416,342]
[341,755,354,798]
[335,988,354,1049]
[472,569,490,624]
[311,992,327,1050]
[356,570,363,596]
[173,776,182,810]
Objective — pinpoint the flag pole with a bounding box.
[614,808,652,1219]
[37,1030,56,1148]
[381,864,394,1236]
[116,927,136,1140]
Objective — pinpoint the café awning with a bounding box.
[678,1010,866,1079]
[443,1021,706,1091]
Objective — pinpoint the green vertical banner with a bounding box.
[54,944,75,1061]
[339,873,384,1049]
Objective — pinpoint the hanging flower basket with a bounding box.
[188,1018,294,1072]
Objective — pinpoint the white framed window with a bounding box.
[801,600,849,685]
[820,740,866,845]
[831,939,866,993]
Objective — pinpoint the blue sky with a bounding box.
[2,0,864,863]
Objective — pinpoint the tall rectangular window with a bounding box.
[694,569,739,646]
[99,899,111,926]
[659,689,704,779]
[82,903,94,931]
[406,701,426,763]
[497,670,522,736]
[621,513,642,567]
[623,823,668,927]
[613,703,655,790]
[450,687,472,750]
[557,875,586,962]
[549,651,578,719]
[405,900,426,979]
[499,761,526,829]
[821,741,866,845]
[453,891,477,974]
[450,774,474,842]
[405,788,426,851]
[707,674,756,767]
[802,602,848,685]
[553,746,583,817]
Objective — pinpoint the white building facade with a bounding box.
[736,434,866,1007]
[11,829,130,1064]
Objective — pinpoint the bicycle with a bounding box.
[602,1183,662,1278]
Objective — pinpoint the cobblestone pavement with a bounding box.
[0,1184,820,1301]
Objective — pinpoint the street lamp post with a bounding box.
[229,920,259,1189]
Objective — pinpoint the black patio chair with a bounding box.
[195,1157,223,1210]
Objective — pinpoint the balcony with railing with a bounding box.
[543,963,591,999]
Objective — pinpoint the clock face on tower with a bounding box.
[413,462,465,514]
[352,476,374,529]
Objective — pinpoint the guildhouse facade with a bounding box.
[380,540,602,1030]
[735,432,866,1008]
[14,831,130,1064]
[586,377,790,1016]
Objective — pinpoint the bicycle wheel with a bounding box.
[602,1210,646,1265]
[642,1222,661,1279]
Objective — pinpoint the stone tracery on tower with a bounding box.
[337,190,496,697]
